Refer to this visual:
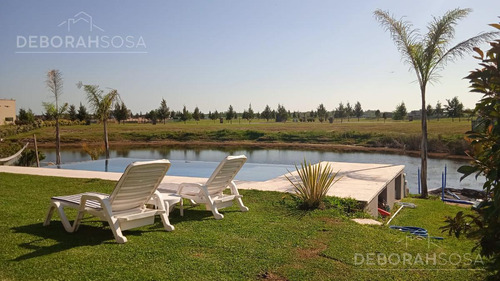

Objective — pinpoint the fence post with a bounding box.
[417,167,421,194]
[33,134,40,167]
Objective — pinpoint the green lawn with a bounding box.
[0,173,488,280]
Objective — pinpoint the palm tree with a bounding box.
[374,8,499,197]
[78,83,119,159]
[43,69,68,165]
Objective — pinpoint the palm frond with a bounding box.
[425,8,471,55]
[46,69,63,100]
[42,102,56,118]
[374,10,423,83]
[373,10,419,63]
[434,31,500,70]
[83,85,102,114]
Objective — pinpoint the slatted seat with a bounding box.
[167,155,249,220]
[43,160,178,243]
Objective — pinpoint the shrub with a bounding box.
[285,159,341,210]
[443,22,500,279]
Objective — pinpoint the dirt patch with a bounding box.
[319,217,343,225]
[444,202,475,208]
[258,272,289,281]
[296,242,328,259]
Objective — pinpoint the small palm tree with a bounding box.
[78,83,119,159]
[285,160,341,209]
[374,8,499,197]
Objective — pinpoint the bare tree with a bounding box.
[43,69,67,165]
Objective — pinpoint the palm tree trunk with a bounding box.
[103,120,110,159]
[420,86,428,198]
[55,116,61,165]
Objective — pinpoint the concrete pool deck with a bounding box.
[0,161,406,216]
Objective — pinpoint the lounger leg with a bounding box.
[179,198,184,217]
[229,182,249,212]
[108,216,127,244]
[153,194,175,231]
[72,210,86,232]
[235,197,249,212]
[44,201,75,233]
[43,204,56,226]
[159,212,175,231]
[207,198,224,220]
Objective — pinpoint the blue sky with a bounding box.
[1,0,499,115]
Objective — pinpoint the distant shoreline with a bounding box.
[35,140,471,161]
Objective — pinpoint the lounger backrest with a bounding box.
[205,155,247,194]
[109,159,171,212]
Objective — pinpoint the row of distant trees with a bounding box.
[392,97,466,121]
[18,95,470,126]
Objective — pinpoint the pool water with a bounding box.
[43,147,486,192]
[49,157,295,182]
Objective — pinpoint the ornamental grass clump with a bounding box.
[285,160,341,210]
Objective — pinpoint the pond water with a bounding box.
[41,147,485,193]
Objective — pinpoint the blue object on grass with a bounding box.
[389,225,444,240]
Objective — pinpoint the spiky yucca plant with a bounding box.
[285,160,341,210]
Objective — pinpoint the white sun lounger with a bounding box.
[43,159,181,243]
[170,155,249,220]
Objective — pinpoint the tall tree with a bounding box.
[226,105,235,122]
[18,108,35,125]
[374,8,498,197]
[67,104,77,121]
[345,102,353,121]
[434,101,443,121]
[317,103,327,122]
[261,105,272,122]
[426,104,434,118]
[335,102,346,123]
[113,101,129,124]
[44,69,67,165]
[245,104,254,123]
[145,109,158,124]
[192,106,201,123]
[210,110,219,123]
[77,102,89,122]
[276,104,288,122]
[375,109,381,121]
[78,83,119,159]
[445,96,464,121]
[354,101,363,121]
[158,98,170,124]
[393,101,407,120]
[180,105,191,123]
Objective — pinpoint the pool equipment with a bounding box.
[386,202,416,225]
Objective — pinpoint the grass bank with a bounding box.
[2,118,471,158]
[0,172,487,280]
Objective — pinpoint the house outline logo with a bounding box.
[16,11,147,54]
[57,11,104,32]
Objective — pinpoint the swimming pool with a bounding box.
[49,157,295,182]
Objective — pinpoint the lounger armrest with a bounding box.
[177,182,203,194]
[80,194,110,210]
